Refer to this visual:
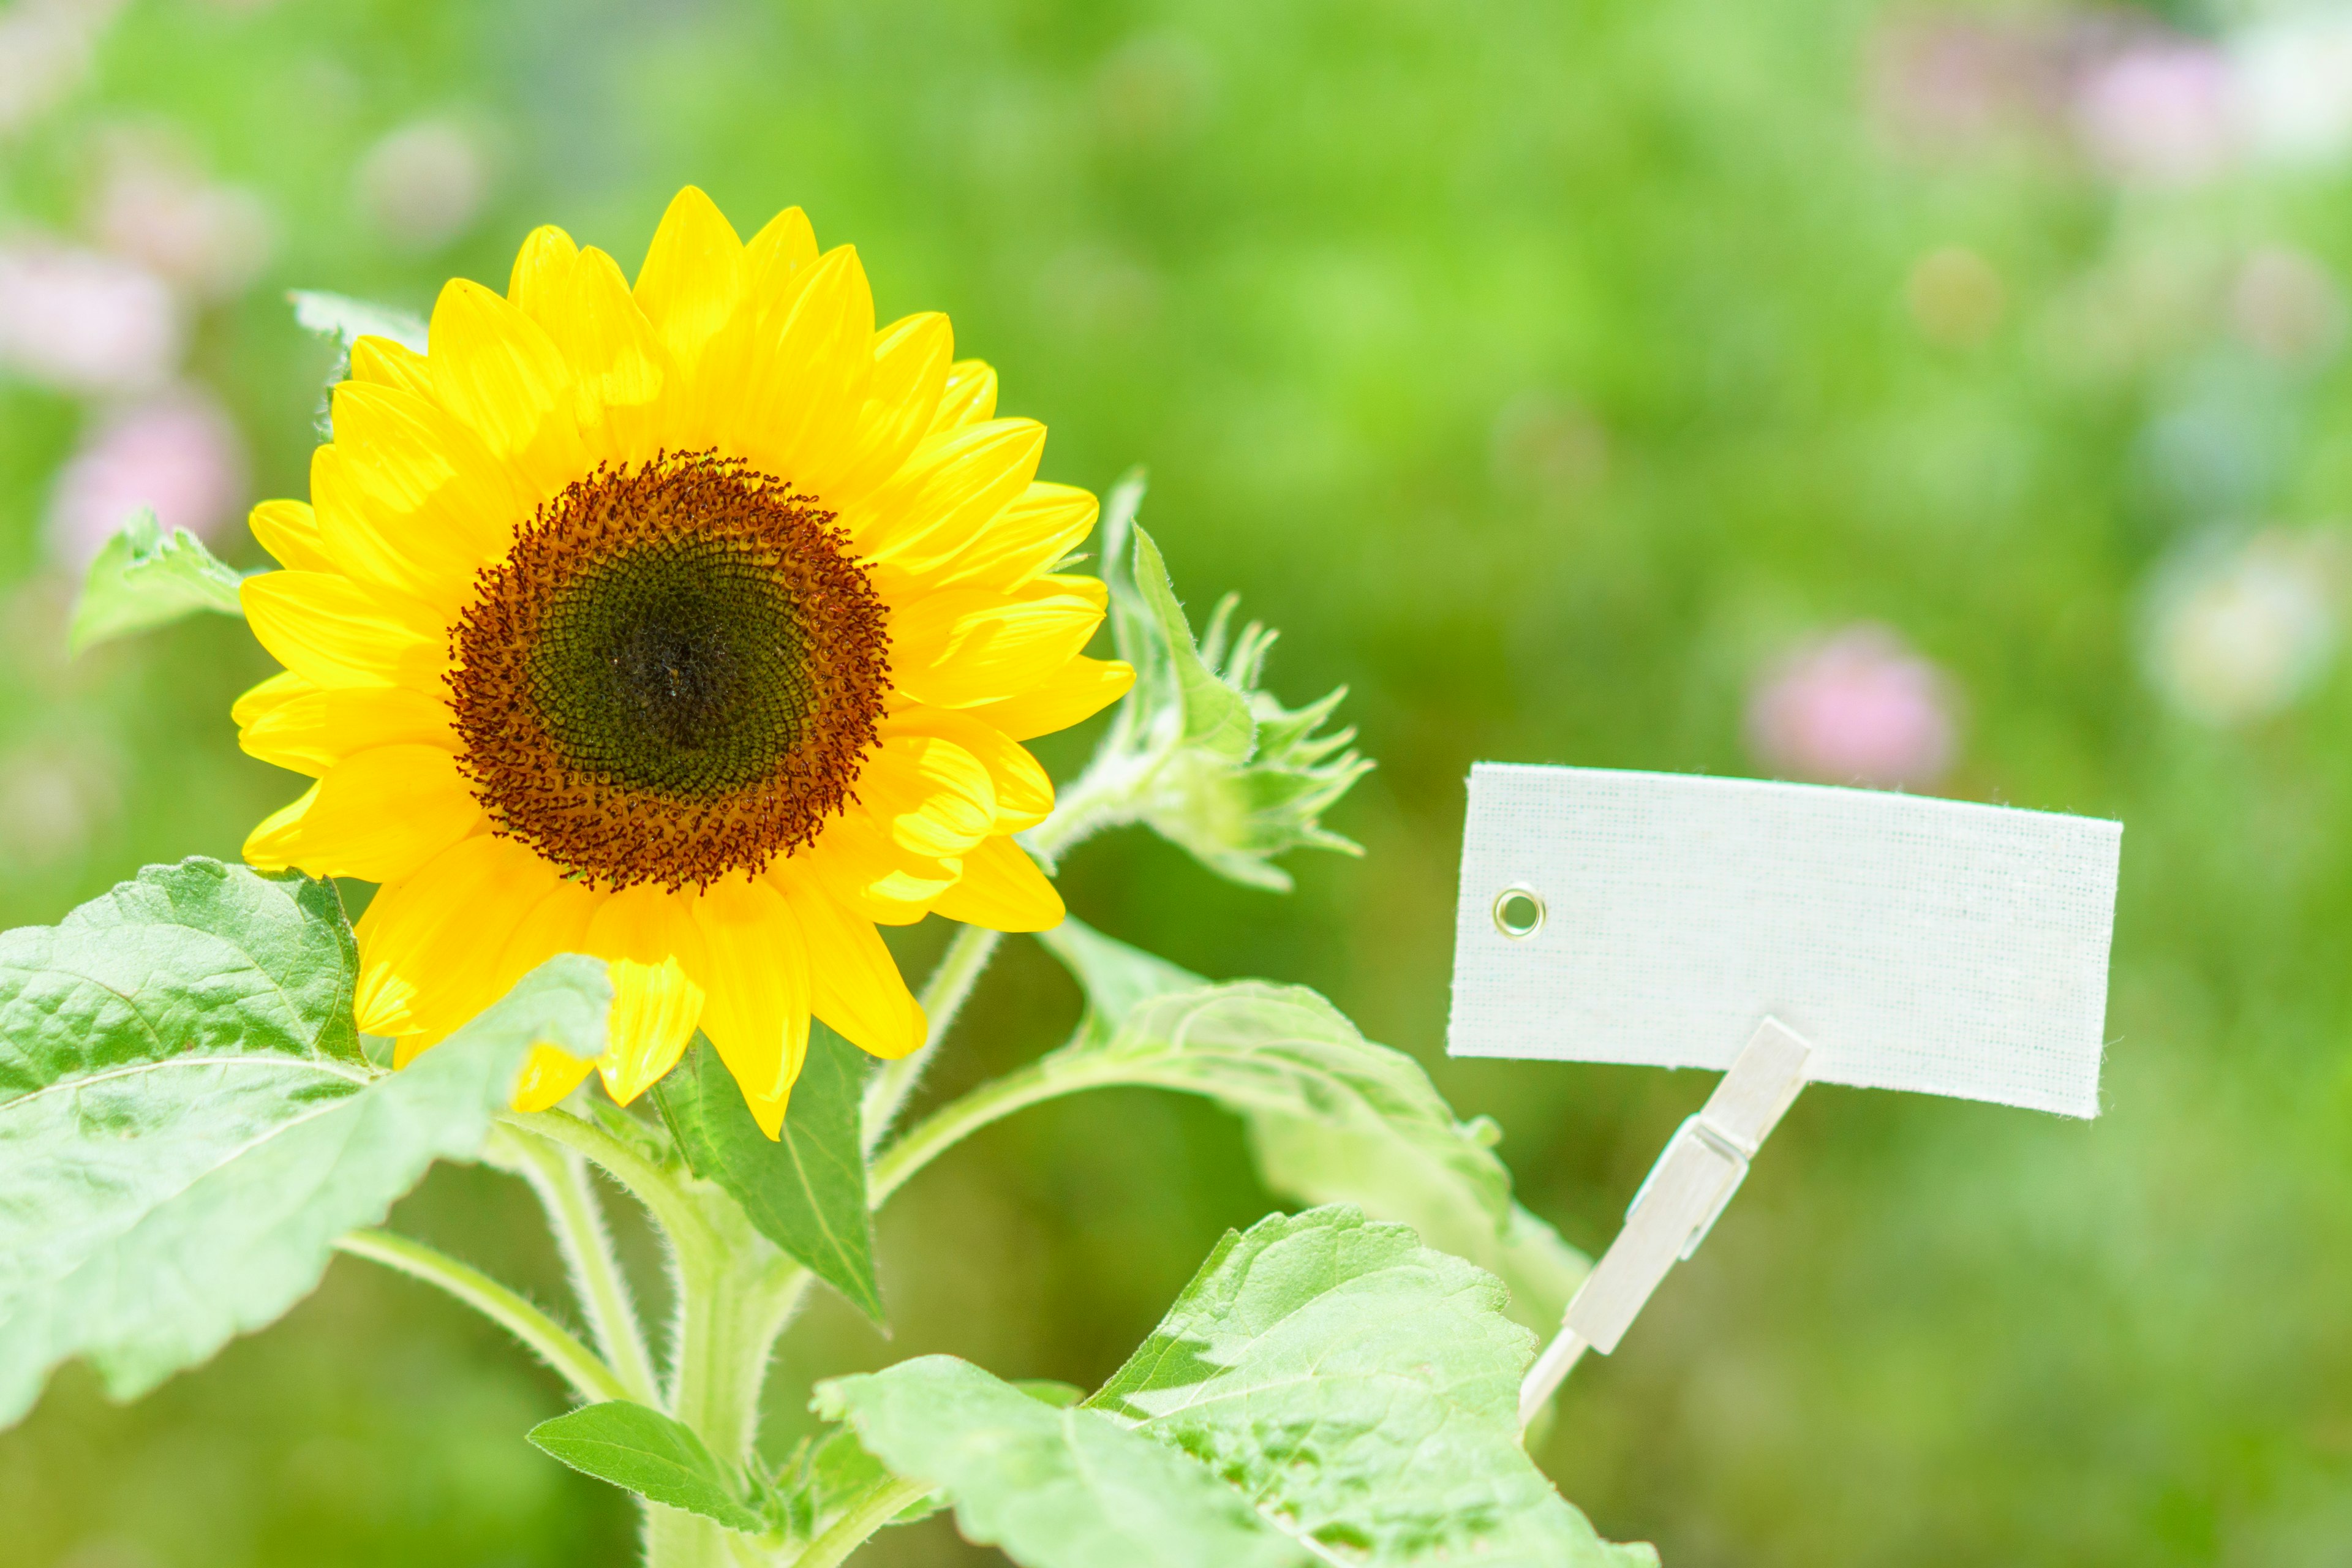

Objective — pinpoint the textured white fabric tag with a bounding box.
[1448,764,2122,1118]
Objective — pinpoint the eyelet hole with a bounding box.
[1492,885,1545,940]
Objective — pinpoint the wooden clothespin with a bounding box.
[1519,1017,1811,1425]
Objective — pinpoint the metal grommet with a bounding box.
[1492,883,1545,940]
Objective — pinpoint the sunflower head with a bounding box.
[235,188,1134,1134]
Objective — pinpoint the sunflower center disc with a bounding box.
[448,453,889,890]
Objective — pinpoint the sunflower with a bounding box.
[233,187,1133,1135]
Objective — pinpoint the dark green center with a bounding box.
[526,533,813,802]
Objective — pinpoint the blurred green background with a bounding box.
[6,0,2352,1562]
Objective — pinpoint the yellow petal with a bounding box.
[548,247,672,466]
[232,668,314,728]
[507,224,581,326]
[353,834,561,1036]
[798,810,959,925]
[248,499,336,573]
[319,383,527,612]
[730,244,875,486]
[491,876,612,1106]
[349,335,437,400]
[962,655,1136,741]
[859,731,997,858]
[239,684,456,777]
[513,1044,599,1113]
[927,481,1098,591]
[925,358,997,432]
[692,875,813,1136]
[742,205,819,312]
[243,744,481,883]
[428,276,586,498]
[584,886,708,1104]
[817,312,955,510]
[929,835,1065,933]
[240,571,445,690]
[633,186,744,384]
[848,419,1045,565]
[888,576,1109,710]
[769,865,925,1060]
[881,707,1052,832]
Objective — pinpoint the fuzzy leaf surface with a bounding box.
[1090,1205,1655,1567]
[1035,919,1512,1229]
[529,1400,766,1532]
[815,1356,1306,1568]
[69,507,249,654]
[0,862,605,1427]
[1041,916,1582,1339]
[655,1024,881,1322]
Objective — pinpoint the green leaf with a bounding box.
[1038,916,1584,1335]
[288,288,429,353]
[1248,1115,1589,1338]
[528,1400,767,1533]
[1033,922,1511,1227]
[1090,1206,1656,1567]
[653,1024,882,1323]
[0,860,363,1090]
[1034,916,1202,1050]
[773,1422,943,1540]
[815,1356,1306,1568]
[68,507,249,655]
[0,854,607,1427]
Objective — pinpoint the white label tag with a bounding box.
[1447,764,2122,1118]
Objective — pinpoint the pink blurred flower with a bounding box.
[0,239,181,395]
[46,386,246,568]
[2073,43,2237,185]
[1866,16,2060,153]
[87,134,274,300]
[1746,625,1960,790]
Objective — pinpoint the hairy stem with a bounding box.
[649,1193,814,1568]
[859,922,1002,1155]
[504,1106,713,1254]
[791,1477,938,1568]
[501,1128,662,1404]
[869,1055,1129,1208]
[336,1229,628,1404]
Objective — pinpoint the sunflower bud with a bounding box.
[1028,472,1371,890]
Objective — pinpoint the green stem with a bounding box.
[791,1477,937,1568]
[869,1055,1120,1207]
[501,1128,662,1404]
[336,1229,629,1404]
[859,922,1002,1154]
[650,1193,814,1568]
[504,1106,714,1254]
